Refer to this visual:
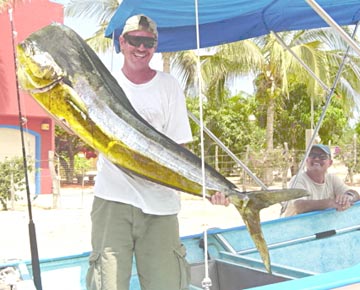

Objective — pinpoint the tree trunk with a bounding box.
[162,52,171,73]
[266,97,274,152]
[264,96,275,185]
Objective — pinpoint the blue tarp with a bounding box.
[105,0,360,53]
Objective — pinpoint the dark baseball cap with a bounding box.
[311,144,331,156]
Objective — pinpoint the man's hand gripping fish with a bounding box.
[16,23,307,273]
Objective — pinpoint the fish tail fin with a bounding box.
[229,188,308,273]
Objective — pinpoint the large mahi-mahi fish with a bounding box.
[16,23,307,273]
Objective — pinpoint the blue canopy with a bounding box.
[105,0,360,53]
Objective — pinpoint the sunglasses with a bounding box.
[124,34,157,49]
[308,152,330,160]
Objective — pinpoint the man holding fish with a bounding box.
[16,12,308,288]
[86,14,229,290]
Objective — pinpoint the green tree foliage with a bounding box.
[273,83,311,149]
[335,128,358,183]
[187,93,265,174]
[271,82,349,150]
[0,156,32,210]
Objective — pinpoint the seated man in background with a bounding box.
[282,144,359,217]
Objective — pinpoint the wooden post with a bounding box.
[242,145,250,191]
[10,172,15,210]
[282,143,289,189]
[48,151,60,209]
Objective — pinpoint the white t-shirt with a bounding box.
[94,70,193,215]
[282,171,350,216]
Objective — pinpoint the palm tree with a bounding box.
[259,30,360,183]
[0,0,23,12]
[173,41,263,103]
[65,0,119,52]
[174,29,360,184]
[0,0,11,11]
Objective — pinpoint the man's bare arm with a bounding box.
[293,199,334,214]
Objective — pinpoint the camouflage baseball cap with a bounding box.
[121,14,158,38]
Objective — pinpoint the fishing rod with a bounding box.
[8,8,43,290]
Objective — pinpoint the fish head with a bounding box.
[16,33,88,133]
[16,41,64,93]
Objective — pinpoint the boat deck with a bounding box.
[1,202,359,290]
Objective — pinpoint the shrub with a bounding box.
[0,156,33,210]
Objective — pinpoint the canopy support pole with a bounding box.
[188,111,268,190]
[192,0,213,288]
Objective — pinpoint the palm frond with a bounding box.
[65,0,119,23]
[85,22,113,53]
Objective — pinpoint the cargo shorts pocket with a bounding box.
[86,251,126,290]
[174,244,191,290]
[86,251,102,290]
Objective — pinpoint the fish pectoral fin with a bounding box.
[245,188,308,211]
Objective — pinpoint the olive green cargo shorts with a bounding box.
[86,197,190,290]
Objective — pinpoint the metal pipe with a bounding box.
[238,224,360,255]
[188,111,268,190]
[214,233,237,254]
